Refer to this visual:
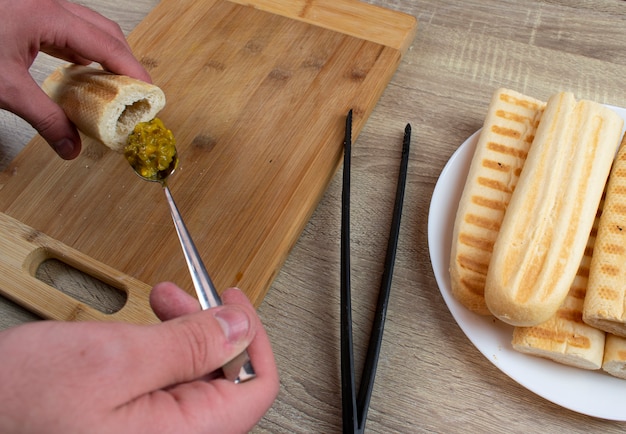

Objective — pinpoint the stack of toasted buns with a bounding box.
[449,87,626,378]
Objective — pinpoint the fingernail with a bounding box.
[213,306,250,343]
[53,139,77,159]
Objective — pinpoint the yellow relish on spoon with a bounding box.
[124,118,178,182]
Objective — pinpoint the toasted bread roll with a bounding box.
[485,92,623,326]
[449,88,545,314]
[584,134,626,337]
[602,334,626,379]
[512,212,605,370]
[42,64,166,152]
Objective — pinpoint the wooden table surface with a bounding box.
[2,0,626,432]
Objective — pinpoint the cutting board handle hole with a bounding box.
[35,258,127,315]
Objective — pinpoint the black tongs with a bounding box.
[340,110,411,433]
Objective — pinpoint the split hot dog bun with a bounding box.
[584,134,626,337]
[484,92,623,327]
[512,211,606,370]
[449,88,545,314]
[42,64,166,152]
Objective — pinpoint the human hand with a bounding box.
[0,0,151,159]
[0,283,279,433]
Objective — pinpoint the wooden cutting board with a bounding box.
[0,0,416,321]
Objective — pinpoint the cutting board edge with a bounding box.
[227,0,418,55]
[0,211,159,324]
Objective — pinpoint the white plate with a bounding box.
[427,105,626,421]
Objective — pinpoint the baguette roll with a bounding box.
[42,64,166,152]
[602,334,626,379]
[512,211,605,370]
[584,134,626,336]
[449,88,545,314]
[484,92,623,326]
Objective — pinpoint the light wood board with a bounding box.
[0,0,416,317]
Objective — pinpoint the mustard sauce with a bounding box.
[125,118,177,180]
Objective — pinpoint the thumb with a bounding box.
[3,72,81,159]
[161,304,255,382]
[117,302,257,401]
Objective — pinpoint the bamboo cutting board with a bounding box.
[0,0,416,320]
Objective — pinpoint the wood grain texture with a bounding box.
[0,0,416,311]
[228,0,417,53]
[1,0,626,432]
[0,213,158,324]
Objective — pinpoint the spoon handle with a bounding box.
[163,185,220,309]
[163,185,255,383]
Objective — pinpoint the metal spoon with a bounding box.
[131,151,255,383]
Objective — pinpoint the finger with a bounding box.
[73,26,151,83]
[222,289,280,394]
[220,287,250,305]
[117,372,277,434]
[59,0,143,72]
[113,300,257,402]
[60,0,130,48]
[40,47,92,66]
[149,282,201,321]
[220,288,279,387]
[0,71,81,159]
[217,288,280,419]
[118,291,279,433]
[150,286,272,383]
[42,3,151,82]
[137,366,278,433]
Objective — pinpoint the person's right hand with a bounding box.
[0,282,280,433]
[0,0,151,159]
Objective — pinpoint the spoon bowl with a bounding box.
[129,149,180,184]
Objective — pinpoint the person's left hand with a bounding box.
[0,0,152,159]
